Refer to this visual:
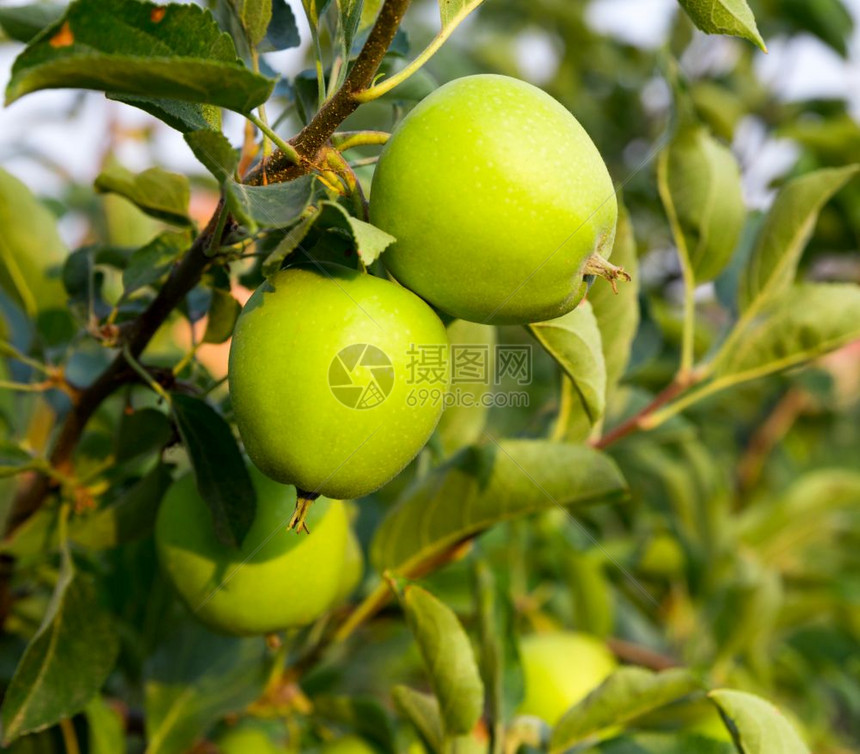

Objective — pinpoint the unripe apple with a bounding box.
[216,723,286,754]
[155,468,349,635]
[518,631,617,725]
[228,263,449,528]
[317,736,378,753]
[370,74,619,325]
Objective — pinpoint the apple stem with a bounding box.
[289,490,320,534]
[583,252,632,294]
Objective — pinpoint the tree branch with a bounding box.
[245,0,411,186]
[2,0,413,616]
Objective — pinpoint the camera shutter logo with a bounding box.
[329,344,394,409]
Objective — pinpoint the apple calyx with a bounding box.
[289,490,320,534]
[583,252,632,294]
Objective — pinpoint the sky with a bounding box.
[0,0,858,240]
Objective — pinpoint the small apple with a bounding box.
[370,74,620,325]
[518,631,617,725]
[216,722,286,754]
[228,263,449,530]
[317,736,378,753]
[155,468,349,635]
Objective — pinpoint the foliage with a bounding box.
[0,0,859,752]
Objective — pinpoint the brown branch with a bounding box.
[1,0,413,623]
[607,638,679,671]
[592,377,693,450]
[244,0,411,186]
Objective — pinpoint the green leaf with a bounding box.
[588,206,639,402]
[261,0,301,51]
[184,130,238,183]
[529,301,607,425]
[676,0,766,51]
[658,125,746,284]
[565,551,613,638]
[202,289,242,344]
[261,210,318,276]
[122,231,190,297]
[144,623,268,754]
[716,283,860,382]
[95,165,191,227]
[85,696,125,754]
[5,0,275,113]
[1,551,119,743]
[549,668,702,752]
[70,463,174,550]
[0,444,37,478]
[436,320,496,456]
[313,696,397,754]
[109,95,222,134]
[594,733,735,754]
[708,689,810,754]
[170,393,257,548]
[473,559,523,733]
[371,440,628,574]
[317,201,396,266]
[392,686,445,754]
[738,165,860,313]
[231,0,272,46]
[115,408,173,463]
[0,168,68,317]
[0,3,64,43]
[399,584,484,736]
[336,0,363,57]
[225,175,315,231]
[439,0,486,30]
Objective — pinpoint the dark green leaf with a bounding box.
[550,668,702,752]
[70,463,174,550]
[336,0,363,57]
[226,175,315,231]
[121,231,189,297]
[0,3,64,43]
[312,696,397,754]
[202,289,241,344]
[658,125,746,283]
[372,441,628,574]
[317,201,396,266]
[261,210,318,276]
[115,408,173,464]
[0,168,67,317]
[529,301,607,425]
[184,130,238,184]
[261,0,301,51]
[392,686,445,754]
[784,0,854,57]
[1,551,119,743]
[171,393,257,548]
[716,283,860,382]
[5,0,275,113]
[0,443,37,478]
[109,94,222,134]
[144,623,268,754]
[94,165,191,227]
[473,559,523,733]
[708,689,810,754]
[738,165,860,313]
[676,0,766,51]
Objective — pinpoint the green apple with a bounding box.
[155,467,349,635]
[370,74,619,325]
[317,736,378,753]
[332,524,364,605]
[518,631,617,725]
[216,723,286,754]
[229,263,449,529]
